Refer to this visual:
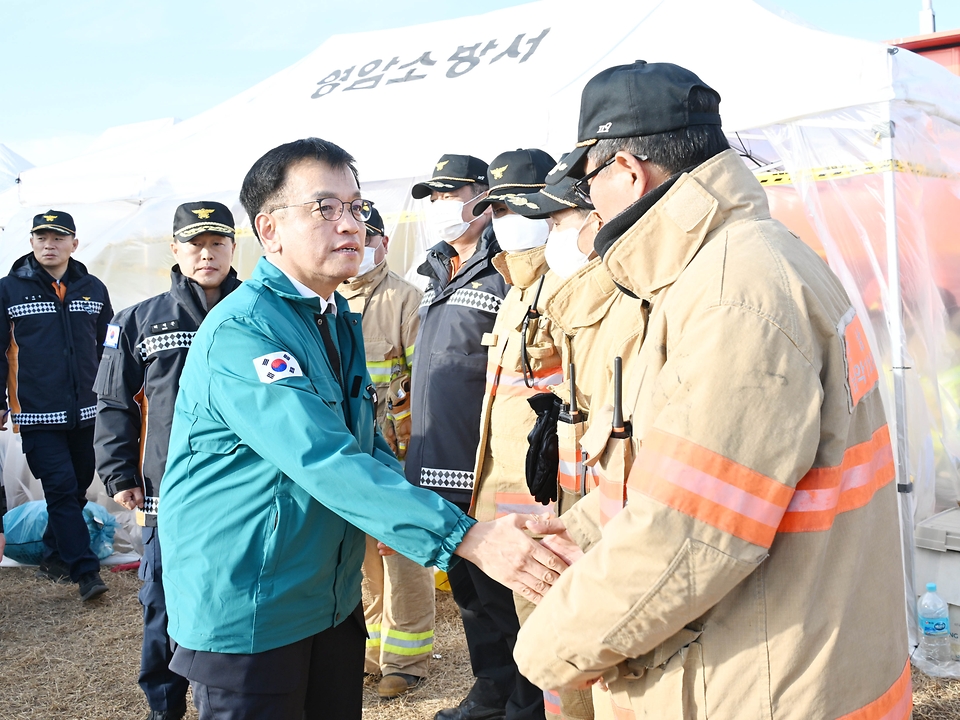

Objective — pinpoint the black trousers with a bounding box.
[138,527,189,712]
[448,557,546,720]
[21,426,99,580]
[169,604,366,720]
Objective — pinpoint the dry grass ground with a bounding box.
[1,565,959,719]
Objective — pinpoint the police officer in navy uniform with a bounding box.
[0,210,113,601]
[94,201,241,720]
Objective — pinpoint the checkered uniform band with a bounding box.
[420,467,475,491]
[8,302,57,318]
[142,495,160,515]
[68,300,104,315]
[13,411,68,426]
[138,331,195,361]
[449,289,502,314]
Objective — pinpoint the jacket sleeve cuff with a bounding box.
[432,511,477,572]
[104,477,139,498]
[561,490,603,551]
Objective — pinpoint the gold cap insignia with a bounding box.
[471,282,482,289]
[43,214,57,221]
[507,196,540,210]
[548,162,568,176]
[490,165,508,180]
[435,160,450,172]
[191,208,216,220]
[83,296,90,301]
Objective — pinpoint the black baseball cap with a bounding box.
[546,60,721,185]
[508,175,592,220]
[173,201,236,241]
[472,148,557,216]
[364,207,385,237]
[31,210,76,235]
[411,154,488,199]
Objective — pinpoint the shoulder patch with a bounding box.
[104,324,121,348]
[253,351,303,384]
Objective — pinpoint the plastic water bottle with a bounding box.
[919,582,952,664]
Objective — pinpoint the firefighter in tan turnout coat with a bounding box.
[340,208,435,700]
[516,61,910,720]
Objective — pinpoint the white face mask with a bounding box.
[492,213,550,253]
[354,244,381,277]
[425,193,484,244]
[544,214,592,279]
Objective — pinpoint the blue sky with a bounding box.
[2,0,958,166]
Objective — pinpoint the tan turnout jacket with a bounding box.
[471,244,565,521]
[341,262,421,456]
[515,150,910,720]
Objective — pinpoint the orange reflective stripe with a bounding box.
[780,425,894,533]
[486,362,562,398]
[543,690,561,716]
[558,445,583,493]
[837,660,911,720]
[629,430,793,548]
[843,311,880,408]
[598,474,626,526]
[494,491,554,518]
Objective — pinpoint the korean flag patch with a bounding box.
[254,351,302,384]
[104,324,121,348]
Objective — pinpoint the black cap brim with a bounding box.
[411,179,474,199]
[30,223,75,235]
[545,143,595,185]
[472,185,546,216]
[175,224,235,241]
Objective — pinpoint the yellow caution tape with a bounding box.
[755,159,955,186]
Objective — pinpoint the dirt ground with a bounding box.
[1,564,959,719]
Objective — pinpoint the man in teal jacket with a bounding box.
[158,138,564,720]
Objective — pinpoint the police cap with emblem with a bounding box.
[508,173,593,221]
[31,210,76,235]
[411,154,488,199]
[364,207,385,238]
[546,60,721,185]
[471,148,557,216]
[173,201,236,241]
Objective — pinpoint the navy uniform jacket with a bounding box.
[93,265,241,524]
[405,228,510,506]
[0,253,112,432]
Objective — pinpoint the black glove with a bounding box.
[525,392,561,505]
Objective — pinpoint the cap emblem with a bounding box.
[435,160,450,172]
[471,282,482,289]
[548,161,567,177]
[191,208,216,220]
[506,196,540,210]
[490,165,508,180]
[597,122,612,134]
[43,214,57,221]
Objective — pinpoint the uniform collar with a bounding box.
[492,244,548,289]
[339,260,389,299]
[601,149,766,300]
[263,256,336,313]
[544,257,619,335]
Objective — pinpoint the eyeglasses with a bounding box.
[270,197,374,223]
[572,154,649,205]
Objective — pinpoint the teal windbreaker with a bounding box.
[159,258,474,654]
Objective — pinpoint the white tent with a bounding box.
[4,0,960,670]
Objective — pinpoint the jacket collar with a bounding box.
[544,257,619,335]
[253,256,354,317]
[418,226,500,285]
[339,260,389,299]
[170,264,241,322]
[601,149,768,300]
[10,253,88,285]
[492,244,548,289]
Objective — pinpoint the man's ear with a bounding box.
[170,241,179,260]
[256,212,281,253]
[614,152,653,202]
[381,235,390,254]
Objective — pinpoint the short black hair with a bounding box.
[240,137,360,240]
[587,86,729,176]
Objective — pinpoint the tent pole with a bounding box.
[881,50,918,651]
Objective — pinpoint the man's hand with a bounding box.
[113,487,145,511]
[455,514,568,604]
[0,532,5,559]
[0,409,9,431]
[526,515,584,566]
[377,541,397,557]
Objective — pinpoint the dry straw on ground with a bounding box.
[1,565,958,718]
